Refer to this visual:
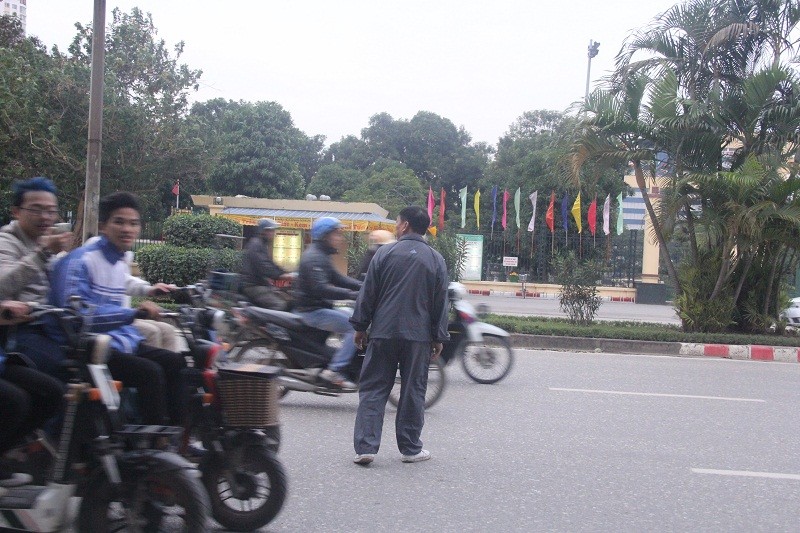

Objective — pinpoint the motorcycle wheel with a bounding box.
[387,357,446,409]
[231,339,291,398]
[78,463,210,532]
[459,334,514,384]
[203,445,287,532]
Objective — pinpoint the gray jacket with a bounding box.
[0,221,52,303]
[350,234,449,343]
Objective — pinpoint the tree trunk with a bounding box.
[632,160,681,293]
[710,237,733,301]
[732,250,755,304]
[684,199,698,265]
[763,245,787,317]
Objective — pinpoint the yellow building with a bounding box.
[191,195,395,274]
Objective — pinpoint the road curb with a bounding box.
[468,289,635,302]
[510,333,800,363]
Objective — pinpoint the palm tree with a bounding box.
[572,73,683,292]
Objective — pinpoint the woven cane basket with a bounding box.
[216,366,280,428]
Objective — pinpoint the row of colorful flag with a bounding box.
[426,187,626,236]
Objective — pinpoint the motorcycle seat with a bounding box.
[244,306,308,331]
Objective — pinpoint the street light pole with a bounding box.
[585,39,600,106]
[83,0,106,243]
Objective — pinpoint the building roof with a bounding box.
[191,195,388,218]
[219,207,391,222]
[190,195,395,231]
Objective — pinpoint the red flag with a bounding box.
[545,191,555,233]
[501,189,509,229]
[172,181,180,196]
[587,196,597,236]
[438,188,446,231]
[427,187,435,222]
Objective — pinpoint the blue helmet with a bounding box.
[311,217,343,240]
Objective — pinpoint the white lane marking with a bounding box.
[692,468,800,481]
[549,387,765,402]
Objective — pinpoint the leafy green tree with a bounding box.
[191,99,313,199]
[341,159,425,218]
[69,8,205,220]
[306,164,365,200]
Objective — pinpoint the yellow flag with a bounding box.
[474,190,481,228]
[571,192,582,233]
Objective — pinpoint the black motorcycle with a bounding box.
[224,304,447,408]
[160,295,287,532]
[0,302,210,532]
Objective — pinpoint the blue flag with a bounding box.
[491,186,498,231]
[561,194,569,233]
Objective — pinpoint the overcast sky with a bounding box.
[27,0,679,147]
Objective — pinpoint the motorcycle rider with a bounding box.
[294,217,362,389]
[0,300,64,490]
[239,218,292,310]
[49,192,187,426]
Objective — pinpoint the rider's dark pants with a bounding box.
[241,285,288,311]
[0,365,64,453]
[354,339,430,456]
[108,344,186,426]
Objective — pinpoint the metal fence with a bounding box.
[132,221,164,252]
[473,229,643,286]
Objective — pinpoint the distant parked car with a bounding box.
[780,296,800,325]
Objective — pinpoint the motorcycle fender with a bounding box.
[466,322,510,343]
[199,431,273,471]
[117,449,201,478]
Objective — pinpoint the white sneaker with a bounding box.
[353,454,375,465]
[401,449,431,463]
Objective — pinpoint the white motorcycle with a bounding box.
[438,282,514,384]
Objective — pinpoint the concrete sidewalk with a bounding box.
[511,333,800,363]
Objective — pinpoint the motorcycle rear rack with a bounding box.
[115,424,184,449]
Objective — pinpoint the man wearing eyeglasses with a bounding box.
[0,177,73,376]
[0,177,72,304]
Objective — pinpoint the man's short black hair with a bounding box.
[99,192,141,224]
[398,206,430,235]
[12,177,57,207]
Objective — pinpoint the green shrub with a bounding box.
[552,251,602,325]
[136,244,242,286]
[674,255,734,333]
[346,233,369,277]
[162,214,242,249]
[428,231,467,282]
[485,314,800,346]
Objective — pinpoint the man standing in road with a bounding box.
[350,205,449,465]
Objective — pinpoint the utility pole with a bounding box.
[585,39,600,105]
[83,0,106,242]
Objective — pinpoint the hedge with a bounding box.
[162,214,242,249]
[485,314,800,347]
[136,244,242,286]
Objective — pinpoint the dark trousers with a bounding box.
[0,365,64,453]
[109,344,186,426]
[13,325,66,380]
[241,285,289,311]
[354,339,430,456]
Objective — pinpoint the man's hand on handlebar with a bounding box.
[0,300,32,325]
[147,283,176,296]
[137,300,162,320]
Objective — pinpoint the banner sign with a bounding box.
[502,256,518,267]
[457,234,484,281]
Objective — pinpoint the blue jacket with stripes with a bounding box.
[48,236,142,354]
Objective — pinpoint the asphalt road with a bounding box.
[465,293,682,325]
[258,350,800,532]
